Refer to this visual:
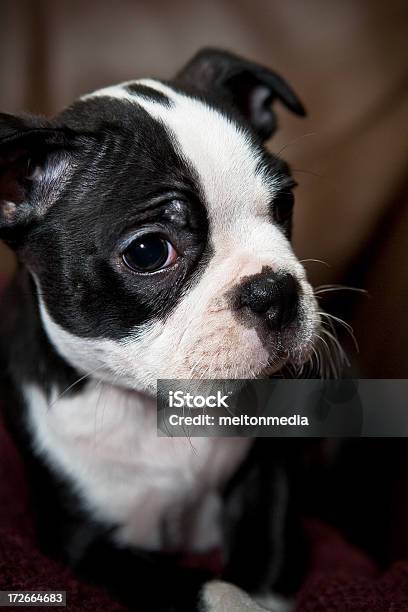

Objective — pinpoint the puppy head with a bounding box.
[0,49,320,391]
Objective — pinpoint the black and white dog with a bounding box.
[0,49,321,610]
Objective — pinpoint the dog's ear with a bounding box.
[0,112,80,246]
[174,48,305,141]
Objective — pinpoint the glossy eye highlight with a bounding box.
[122,234,178,273]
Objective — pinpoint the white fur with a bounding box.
[202,581,293,611]
[26,381,251,551]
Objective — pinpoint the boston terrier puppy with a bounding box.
[0,49,322,610]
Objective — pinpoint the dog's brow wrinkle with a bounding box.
[80,78,176,106]
[123,82,173,107]
[115,78,281,234]
[80,76,281,227]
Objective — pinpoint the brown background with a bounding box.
[1,0,408,376]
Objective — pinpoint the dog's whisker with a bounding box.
[292,167,324,179]
[48,364,107,410]
[319,310,360,352]
[189,352,209,378]
[315,332,341,378]
[319,310,353,333]
[320,326,350,370]
[274,132,317,156]
[314,284,368,296]
[299,258,331,268]
[93,377,107,443]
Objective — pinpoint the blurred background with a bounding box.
[1,0,408,376]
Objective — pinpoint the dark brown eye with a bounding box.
[122,234,178,273]
[273,189,295,225]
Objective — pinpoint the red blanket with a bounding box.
[1,415,408,611]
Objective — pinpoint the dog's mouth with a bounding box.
[258,344,309,379]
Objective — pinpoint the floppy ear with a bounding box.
[174,48,305,141]
[0,113,78,246]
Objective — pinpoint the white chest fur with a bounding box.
[25,381,251,552]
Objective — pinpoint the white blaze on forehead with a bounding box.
[81,79,283,240]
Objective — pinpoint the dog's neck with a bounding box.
[24,376,252,552]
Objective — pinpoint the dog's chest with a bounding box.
[25,381,251,552]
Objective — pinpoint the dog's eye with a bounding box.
[122,234,178,273]
[273,189,295,225]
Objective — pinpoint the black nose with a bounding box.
[238,270,299,330]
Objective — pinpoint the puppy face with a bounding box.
[0,49,319,391]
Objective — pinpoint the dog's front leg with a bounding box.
[221,439,306,598]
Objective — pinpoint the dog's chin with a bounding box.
[184,352,290,381]
[261,361,288,378]
[258,336,317,379]
[254,351,291,379]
